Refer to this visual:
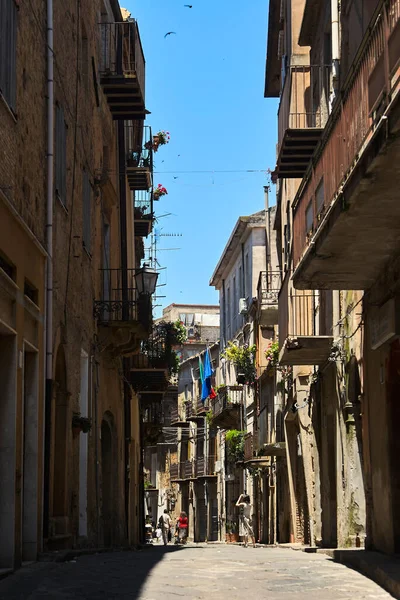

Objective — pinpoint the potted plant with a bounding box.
[222,341,256,385]
[265,339,279,375]
[153,184,168,200]
[152,130,170,152]
[225,520,233,542]
[134,205,150,219]
[230,520,239,543]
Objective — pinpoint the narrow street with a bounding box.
[0,546,392,600]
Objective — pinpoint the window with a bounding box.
[306,201,314,235]
[0,252,15,281]
[55,104,67,205]
[316,179,325,216]
[227,287,231,338]
[24,279,38,305]
[82,169,91,253]
[0,0,17,109]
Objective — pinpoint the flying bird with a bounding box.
[164,31,176,38]
[184,4,193,7]
[173,176,179,179]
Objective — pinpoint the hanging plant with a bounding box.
[225,429,246,462]
[222,342,256,384]
[153,184,168,200]
[151,130,170,152]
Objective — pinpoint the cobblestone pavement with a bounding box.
[0,544,393,600]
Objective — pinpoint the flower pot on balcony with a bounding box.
[152,135,160,152]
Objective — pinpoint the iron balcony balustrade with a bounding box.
[257,271,281,326]
[131,323,176,392]
[170,405,190,427]
[278,277,333,366]
[292,0,400,290]
[196,396,209,417]
[210,387,242,430]
[170,463,179,481]
[185,399,206,422]
[134,189,154,237]
[195,455,218,479]
[93,268,151,329]
[276,64,331,178]
[126,124,153,191]
[99,20,146,120]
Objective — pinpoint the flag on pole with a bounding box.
[201,347,217,401]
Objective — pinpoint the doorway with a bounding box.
[387,339,400,552]
[0,331,17,567]
[52,346,69,531]
[22,346,39,561]
[101,417,114,547]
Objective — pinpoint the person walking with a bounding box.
[159,509,172,546]
[236,493,256,548]
[177,511,188,544]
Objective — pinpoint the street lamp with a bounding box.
[135,264,158,295]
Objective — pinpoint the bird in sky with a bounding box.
[173,176,179,179]
[164,31,176,38]
[184,4,193,7]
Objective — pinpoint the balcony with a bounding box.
[195,396,209,417]
[126,125,153,191]
[134,190,154,237]
[211,388,242,430]
[99,21,146,120]
[292,0,400,290]
[93,268,151,332]
[186,398,206,422]
[130,324,173,392]
[170,463,179,481]
[257,271,281,326]
[276,65,330,179]
[244,432,271,467]
[170,405,189,427]
[195,455,217,479]
[278,278,333,366]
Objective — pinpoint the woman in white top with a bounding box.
[236,493,256,548]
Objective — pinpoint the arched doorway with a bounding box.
[101,416,114,547]
[52,346,69,532]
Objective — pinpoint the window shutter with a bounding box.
[55,105,67,205]
[0,0,17,109]
[82,169,91,253]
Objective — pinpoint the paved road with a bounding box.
[0,544,393,599]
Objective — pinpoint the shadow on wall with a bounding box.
[0,546,203,599]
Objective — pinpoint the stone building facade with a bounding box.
[264,0,400,552]
[0,0,154,567]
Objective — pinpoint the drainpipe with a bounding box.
[330,0,340,107]
[43,0,54,540]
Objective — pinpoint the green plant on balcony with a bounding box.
[169,350,180,376]
[265,340,279,368]
[206,409,214,426]
[222,342,256,384]
[215,383,227,394]
[225,429,246,463]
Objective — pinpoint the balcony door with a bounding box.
[102,221,111,320]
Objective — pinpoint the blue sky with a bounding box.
[126,0,278,316]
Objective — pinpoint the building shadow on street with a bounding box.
[0,545,198,600]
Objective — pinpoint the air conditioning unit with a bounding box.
[239,298,248,315]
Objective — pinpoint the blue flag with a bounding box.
[201,348,216,401]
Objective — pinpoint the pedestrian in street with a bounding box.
[177,511,188,544]
[236,493,256,548]
[159,509,172,546]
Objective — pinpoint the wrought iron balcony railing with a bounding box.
[99,20,145,119]
[94,268,139,323]
[276,64,331,178]
[258,271,281,305]
[126,125,153,191]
